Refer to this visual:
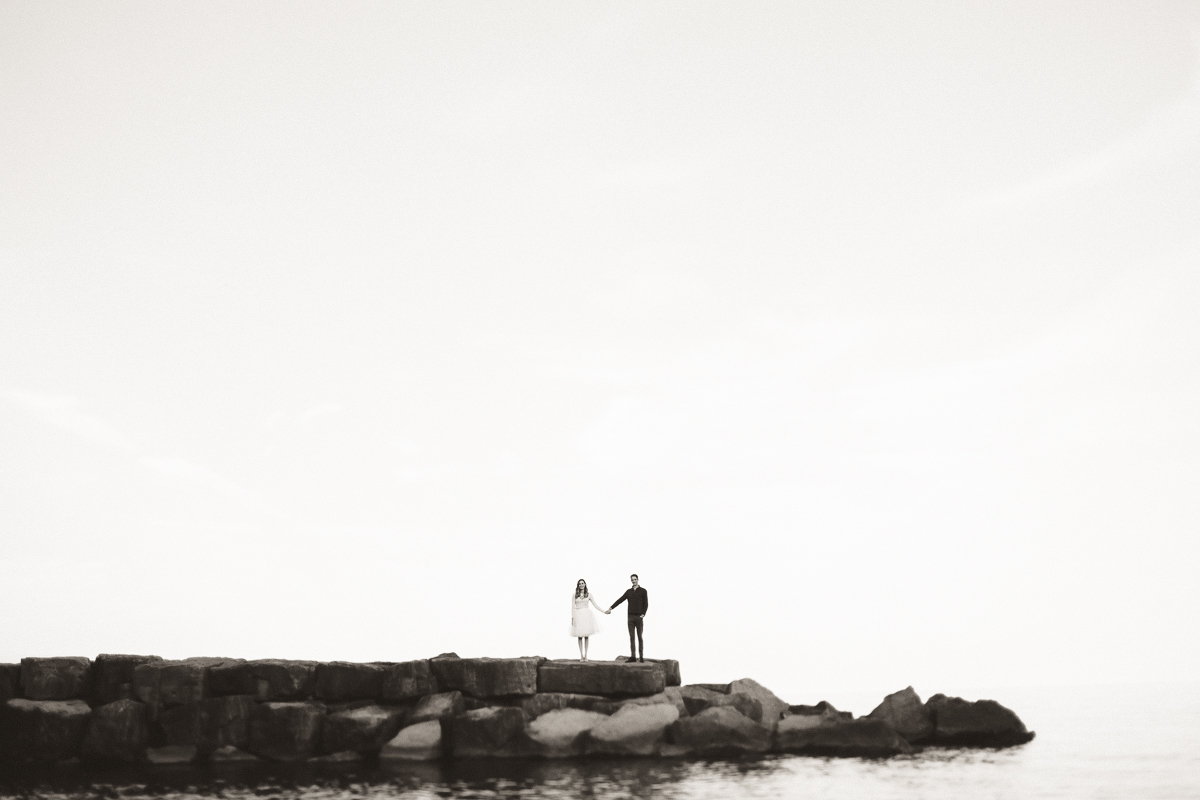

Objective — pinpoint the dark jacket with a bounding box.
[610,586,648,617]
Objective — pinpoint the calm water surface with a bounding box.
[2,683,1196,799]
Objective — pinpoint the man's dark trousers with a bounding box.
[627,616,644,661]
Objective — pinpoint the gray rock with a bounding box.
[0,698,92,762]
[585,703,679,756]
[309,750,364,762]
[537,660,665,697]
[0,663,21,701]
[926,694,1035,747]
[431,657,539,698]
[248,701,326,761]
[775,716,914,757]
[615,657,682,686]
[409,691,466,724]
[249,660,318,701]
[666,705,771,756]
[679,685,761,721]
[728,678,790,730]
[379,720,442,761]
[91,655,162,706]
[690,682,731,694]
[145,744,197,764]
[315,662,385,702]
[207,660,256,696]
[381,660,438,701]
[133,660,208,716]
[526,708,609,758]
[867,687,932,742]
[21,657,91,700]
[443,706,532,758]
[80,699,149,763]
[788,700,853,721]
[209,745,260,762]
[321,704,407,754]
[159,695,255,751]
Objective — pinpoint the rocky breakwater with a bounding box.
[0,654,1032,766]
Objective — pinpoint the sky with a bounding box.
[2,2,1198,707]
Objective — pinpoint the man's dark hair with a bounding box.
[631,573,638,579]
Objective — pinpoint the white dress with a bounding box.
[570,592,605,638]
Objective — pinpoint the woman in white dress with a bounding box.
[571,579,607,661]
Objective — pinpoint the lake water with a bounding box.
[2,682,1196,799]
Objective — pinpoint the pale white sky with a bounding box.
[2,2,1198,705]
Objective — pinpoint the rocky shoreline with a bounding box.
[0,654,1034,767]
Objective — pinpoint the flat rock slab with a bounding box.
[381,660,438,700]
[321,704,407,754]
[775,717,914,757]
[667,706,771,756]
[380,720,442,761]
[585,703,679,756]
[207,660,256,696]
[538,661,665,697]
[868,687,932,743]
[680,685,762,721]
[315,662,385,701]
[615,657,682,686]
[80,699,149,763]
[926,694,1035,747]
[248,702,326,761]
[1,699,93,762]
[431,657,539,698]
[146,744,197,765]
[21,657,91,700]
[92,655,162,705]
[249,660,318,701]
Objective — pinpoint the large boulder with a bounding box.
[145,744,197,764]
[248,660,318,701]
[537,661,664,697]
[443,706,532,758]
[0,663,21,701]
[679,685,761,721]
[409,691,467,724]
[728,678,789,730]
[159,695,255,751]
[616,656,681,686]
[381,660,439,701]
[315,662,385,702]
[321,704,407,754]
[0,699,92,762]
[248,701,326,761]
[20,657,91,700]
[133,660,208,716]
[926,694,1035,747]
[605,689,689,719]
[379,720,442,761]
[585,703,679,756]
[80,699,149,762]
[867,687,933,743]
[431,657,539,698]
[666,706,771,756]
[775,716,914,757]
[207,660,256,696]
[91,655,162,705]
[526,708,609,758]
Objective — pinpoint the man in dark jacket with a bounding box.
[607,574,649,662]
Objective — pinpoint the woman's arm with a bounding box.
[588,594,605,612]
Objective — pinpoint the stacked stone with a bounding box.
[0,655,1033,765]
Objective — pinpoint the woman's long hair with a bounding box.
[575,579,588,598]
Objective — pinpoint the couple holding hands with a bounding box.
[571,573,648,662]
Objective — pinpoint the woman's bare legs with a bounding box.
[577,637,585,660]
[583,637,590,661]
